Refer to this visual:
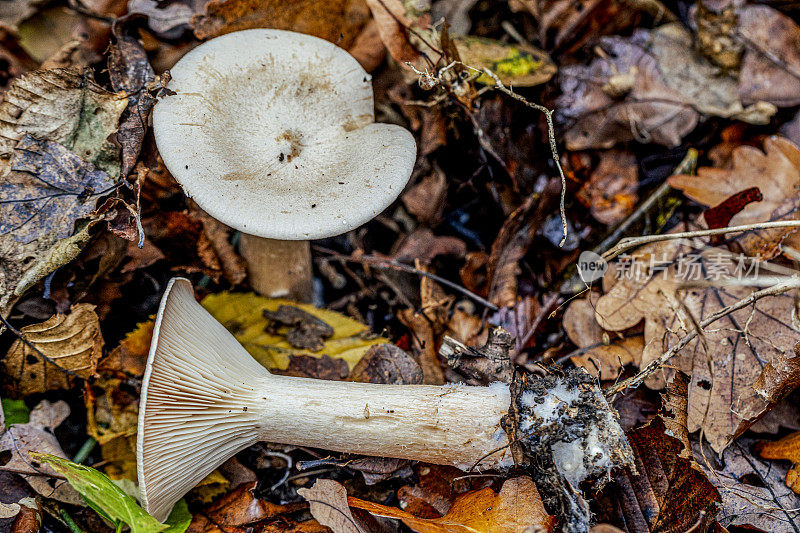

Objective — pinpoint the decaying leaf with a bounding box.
[98,319,154,377]
[192,0,370,48]
[563,297,643,380]
[263,305,334,352]
[0,400,83,505]
[557,24,775,150]
[578,150,639,226]
[350,476,554,532]
[668,136,800,259]
[349,343,423,384]
[0,67,126,317]
[694,438,800,530]
[3,303,102,395]
[755,431,800,494]
[108,24,157,179]
[0,68,126,176]
[202,291,387,370]
[595,238,800,452]
[0,0,47,31]
[187,482,319,533]
[738,5,800,107]
[85,376,139,445]
[0,136,116,245]
[298,479,366,533]
[595,417,721,532]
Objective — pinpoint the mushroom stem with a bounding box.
[239,234,313,301]
[137,279,632,523]
[138,278,512,521]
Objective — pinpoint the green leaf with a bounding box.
[30,453,166,533]
[2,398,30,426]
[163,499,192,533]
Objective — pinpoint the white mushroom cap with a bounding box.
[153,29,417,240]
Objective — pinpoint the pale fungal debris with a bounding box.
[153,29,416,300]
[136,278,632,527]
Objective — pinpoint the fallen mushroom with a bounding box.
[137,279,633,526]
[152,29,417,301]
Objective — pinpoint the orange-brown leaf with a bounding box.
[349,477,554,533]
[756,431,800,494]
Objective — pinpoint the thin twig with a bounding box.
[602,220,800,261]
[476,68,569,247]
[604,275,800,396]
[314,246,499,311]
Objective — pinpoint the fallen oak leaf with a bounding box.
[668,136,800,259]
[595,238,800,452]
[349,476,554,532]
[755,431,800,494]
[2,303,102,395]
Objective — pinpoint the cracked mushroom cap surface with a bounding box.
[153,29,417,240]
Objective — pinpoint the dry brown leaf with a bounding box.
[694,438,800,530]
[509,0,649,53]
[563,297,643,380]
[595,238,800,452]
[595,417,720,532]
[3,303,102,395]
[364,0,421,63]
[668,136,800,259]
[297,479,365,533]
[350,476,554,532]
[0,400,83,505]
[188,482,320,533]
[578,150,639,226]
[660,372,692,458]
[557,24,774,150]
[192,0,370,48]
[397,308,445,385]
[738,5,800,107]
[402,169,448,226]
[755,431,800,494]
[349,343,423,384]
[392,228,467,264]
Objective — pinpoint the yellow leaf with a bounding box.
[201,291,386,370]
[454,36,556,87]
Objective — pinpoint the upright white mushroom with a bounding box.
[137,279,633,522]
[153,30,417,300]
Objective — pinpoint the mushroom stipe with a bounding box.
[136,279,633,526]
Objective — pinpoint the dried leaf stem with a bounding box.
[602,220,800,261]
[313,246,499,311]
